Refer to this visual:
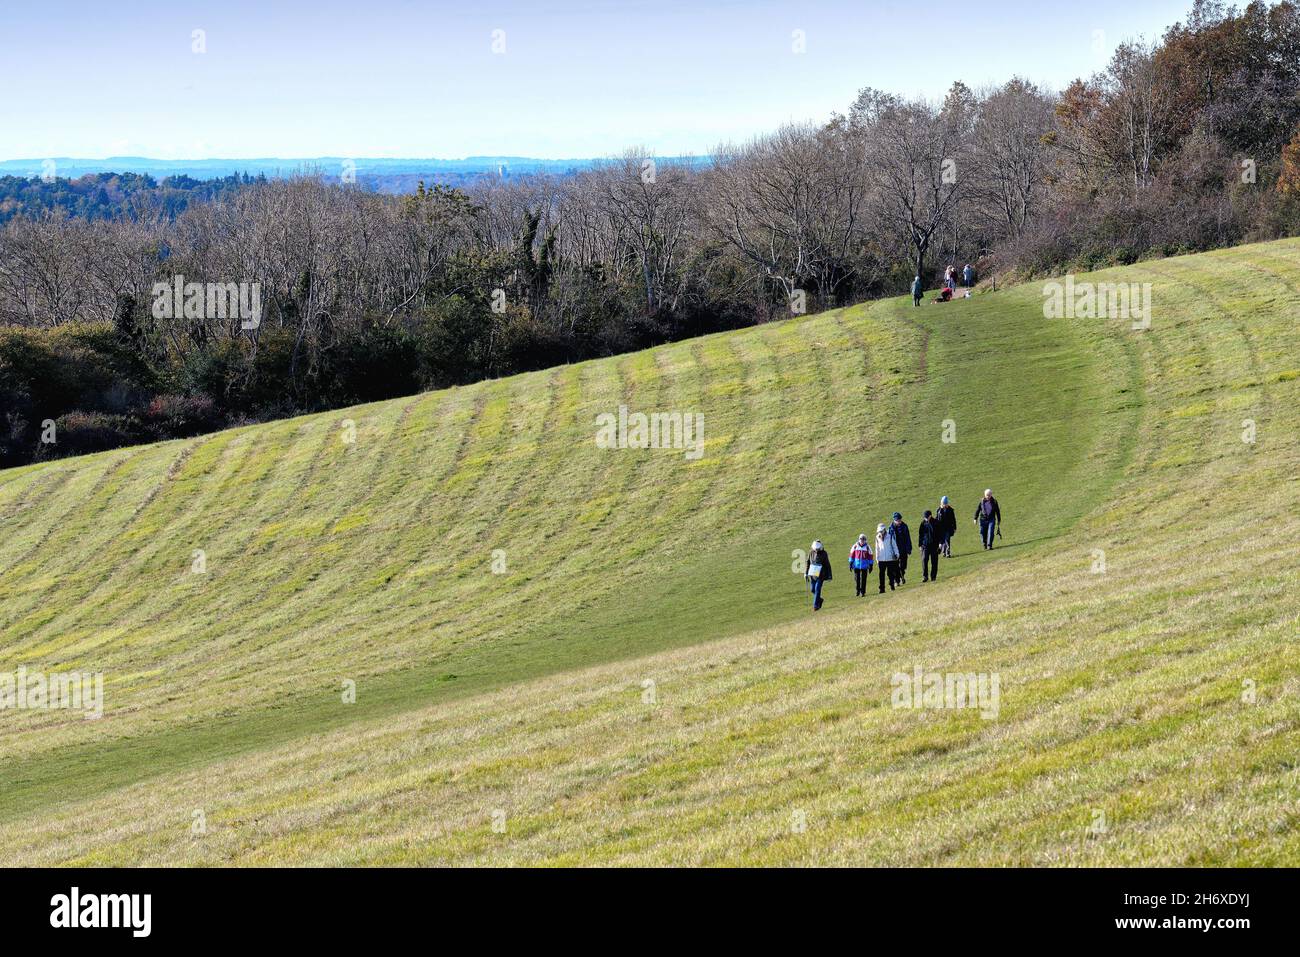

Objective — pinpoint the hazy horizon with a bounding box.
[0,153,703,163]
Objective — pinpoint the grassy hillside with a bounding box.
[0,239,1296,864]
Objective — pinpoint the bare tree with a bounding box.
[971,78,1057,240]
[1105,42,1178,192]
[703,123,867,310]
[851,89,970,284]
[587,151,697,315]
[0,213,95,326]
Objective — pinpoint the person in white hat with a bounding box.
[804,539,832,611]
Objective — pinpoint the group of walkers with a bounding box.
[803,489,1002,611]
[912,263,975,306]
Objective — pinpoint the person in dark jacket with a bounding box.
[918,509,943,582]
[937,495,957,557]
[805,539,832,610]
[911,275,923,307]
[890,512,912,584]
[974,489,1001,550]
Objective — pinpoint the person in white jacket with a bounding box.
[874,522,901,593]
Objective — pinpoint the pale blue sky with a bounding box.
[2,0,1195,160]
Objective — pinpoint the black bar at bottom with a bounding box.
[0,866,1288,943]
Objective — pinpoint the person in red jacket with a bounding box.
[848,534,874,597]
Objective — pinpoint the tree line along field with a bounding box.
[0,239,1296,864]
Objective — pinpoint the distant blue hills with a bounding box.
[0,155,708,192]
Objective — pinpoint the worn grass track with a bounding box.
[0,239,1295,864]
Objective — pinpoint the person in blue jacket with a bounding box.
[963,263,975,288]
[911,275,923,307]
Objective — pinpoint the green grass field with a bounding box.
[0,239,1297,865]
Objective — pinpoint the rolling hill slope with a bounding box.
[0,239,1296,864]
